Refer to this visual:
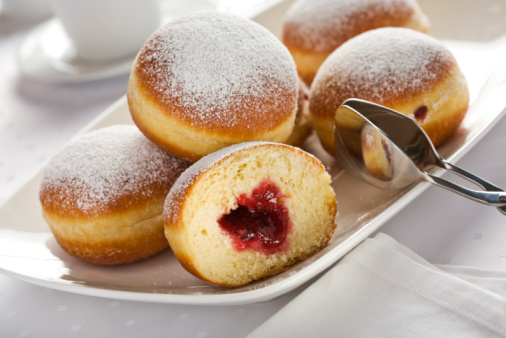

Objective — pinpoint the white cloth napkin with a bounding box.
[248,233,506,337]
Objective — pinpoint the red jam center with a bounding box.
[414,105,428,121]
[217,179,292,254]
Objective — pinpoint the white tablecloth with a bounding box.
[1,2,506,337]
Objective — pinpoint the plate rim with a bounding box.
[4,0,506,305]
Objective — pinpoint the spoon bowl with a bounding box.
[334,98,506,214]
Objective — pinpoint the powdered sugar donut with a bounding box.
[39,125,190,265]
[282,0,429,84]
[310,27,469,156]
[128,11,299,163]
[163,142,337,287]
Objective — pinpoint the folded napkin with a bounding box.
[248,233,506,338]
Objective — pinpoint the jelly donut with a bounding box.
[163,142,337,287]
[128,11,299,163]
[310,27,469,156]
[285,79,312,147]
[282,0,429,84]
[39,125,190,265]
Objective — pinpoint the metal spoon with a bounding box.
[334,98,506,214]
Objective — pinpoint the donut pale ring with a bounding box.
[282,0,429,84]
[39,125,190,265]
[128,11,299,163]
[163,142,337,287]
[310,27,469,157]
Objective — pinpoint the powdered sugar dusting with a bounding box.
[136,11,298,131]
[283,0,419,52]
[40,125,190,218]
[311,27,455,112]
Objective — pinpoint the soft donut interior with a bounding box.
[164,143,337,287]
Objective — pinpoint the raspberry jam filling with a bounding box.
[217,179,292,254]
[414,105,428,121]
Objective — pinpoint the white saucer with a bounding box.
[17,19,137,83]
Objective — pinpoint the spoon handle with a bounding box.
[438,159,506,215]
[426,174,506,213]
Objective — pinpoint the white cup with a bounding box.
[50,0,160,62]
[1,0,52,20]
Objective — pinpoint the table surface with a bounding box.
[2,1,506,337]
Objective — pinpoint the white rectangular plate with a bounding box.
[1,0,506,305]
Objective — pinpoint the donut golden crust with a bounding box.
[128,11,299,163]
[282,0,429,84]
[310,27,469,156]
[163,142,337,287]
[39,125,190,265]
